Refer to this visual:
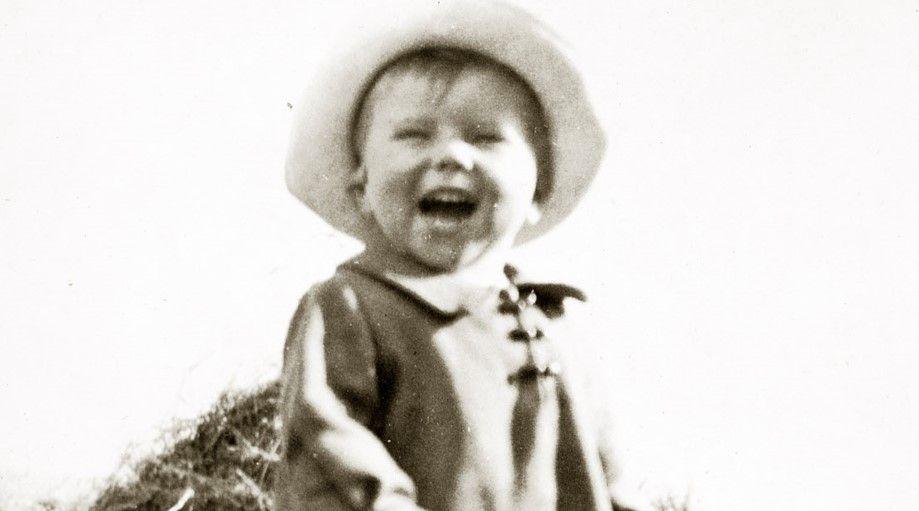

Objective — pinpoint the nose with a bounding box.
[431,139,475,172]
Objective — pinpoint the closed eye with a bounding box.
[471,132,504,145]
[393,127,432,141]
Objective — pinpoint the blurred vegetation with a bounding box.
[23,380,691,511]
[652,495,691,511]
[89,382,281,511]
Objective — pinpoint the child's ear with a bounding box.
[348,166,373,217]
[526,202,542,226]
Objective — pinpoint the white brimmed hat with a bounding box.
[285,0,606,244]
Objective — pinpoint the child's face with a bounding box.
[355,66,541,272]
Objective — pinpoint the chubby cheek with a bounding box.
[484,156,538,212]
[360,181,410,233]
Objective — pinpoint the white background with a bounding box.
[2,1,918,509]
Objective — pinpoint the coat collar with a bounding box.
[340,250,505,317]
[339,249,586,319]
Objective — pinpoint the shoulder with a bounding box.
[290,268,375,323]
[288,264,419,339]
[284,270,380,374]
[286,270,375,351]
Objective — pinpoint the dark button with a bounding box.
[509,327,543,341]
[510,365,541,382]
[508,361,562,383]
[498,301,521,315]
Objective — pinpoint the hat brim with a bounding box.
[285,0,606,245]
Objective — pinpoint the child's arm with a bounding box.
[565,298,648,511]
[596,371,652,511]
[275,281,425,511]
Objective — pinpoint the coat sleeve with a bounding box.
[275,280,425,511]
[564,299,648,511]
[592,347,655,511]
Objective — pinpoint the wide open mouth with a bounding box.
[417,188,479,222]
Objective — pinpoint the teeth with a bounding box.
[425,190,472,202]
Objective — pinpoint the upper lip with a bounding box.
[418,187,477,204]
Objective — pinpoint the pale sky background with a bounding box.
[2,1,918,509]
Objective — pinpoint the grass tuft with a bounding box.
[82,380,690,511]
[89,381,281,511]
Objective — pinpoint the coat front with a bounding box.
[276,251,620,511]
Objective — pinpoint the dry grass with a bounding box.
[89,382,281,511]
[76,380,689,511]
[652,495,692,511]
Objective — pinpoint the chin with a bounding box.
[414,250,464,273]
[408,243,476,273]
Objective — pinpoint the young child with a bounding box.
[278,2,636,510]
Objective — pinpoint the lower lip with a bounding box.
[420,212,473,233]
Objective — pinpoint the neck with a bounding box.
[451,250,510,287]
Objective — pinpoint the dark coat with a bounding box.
[275,251,621,510]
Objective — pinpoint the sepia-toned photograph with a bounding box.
[2,1,917,510]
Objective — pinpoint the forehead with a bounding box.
[364,63,540,125]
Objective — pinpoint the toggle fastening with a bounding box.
[499,265,560,386]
